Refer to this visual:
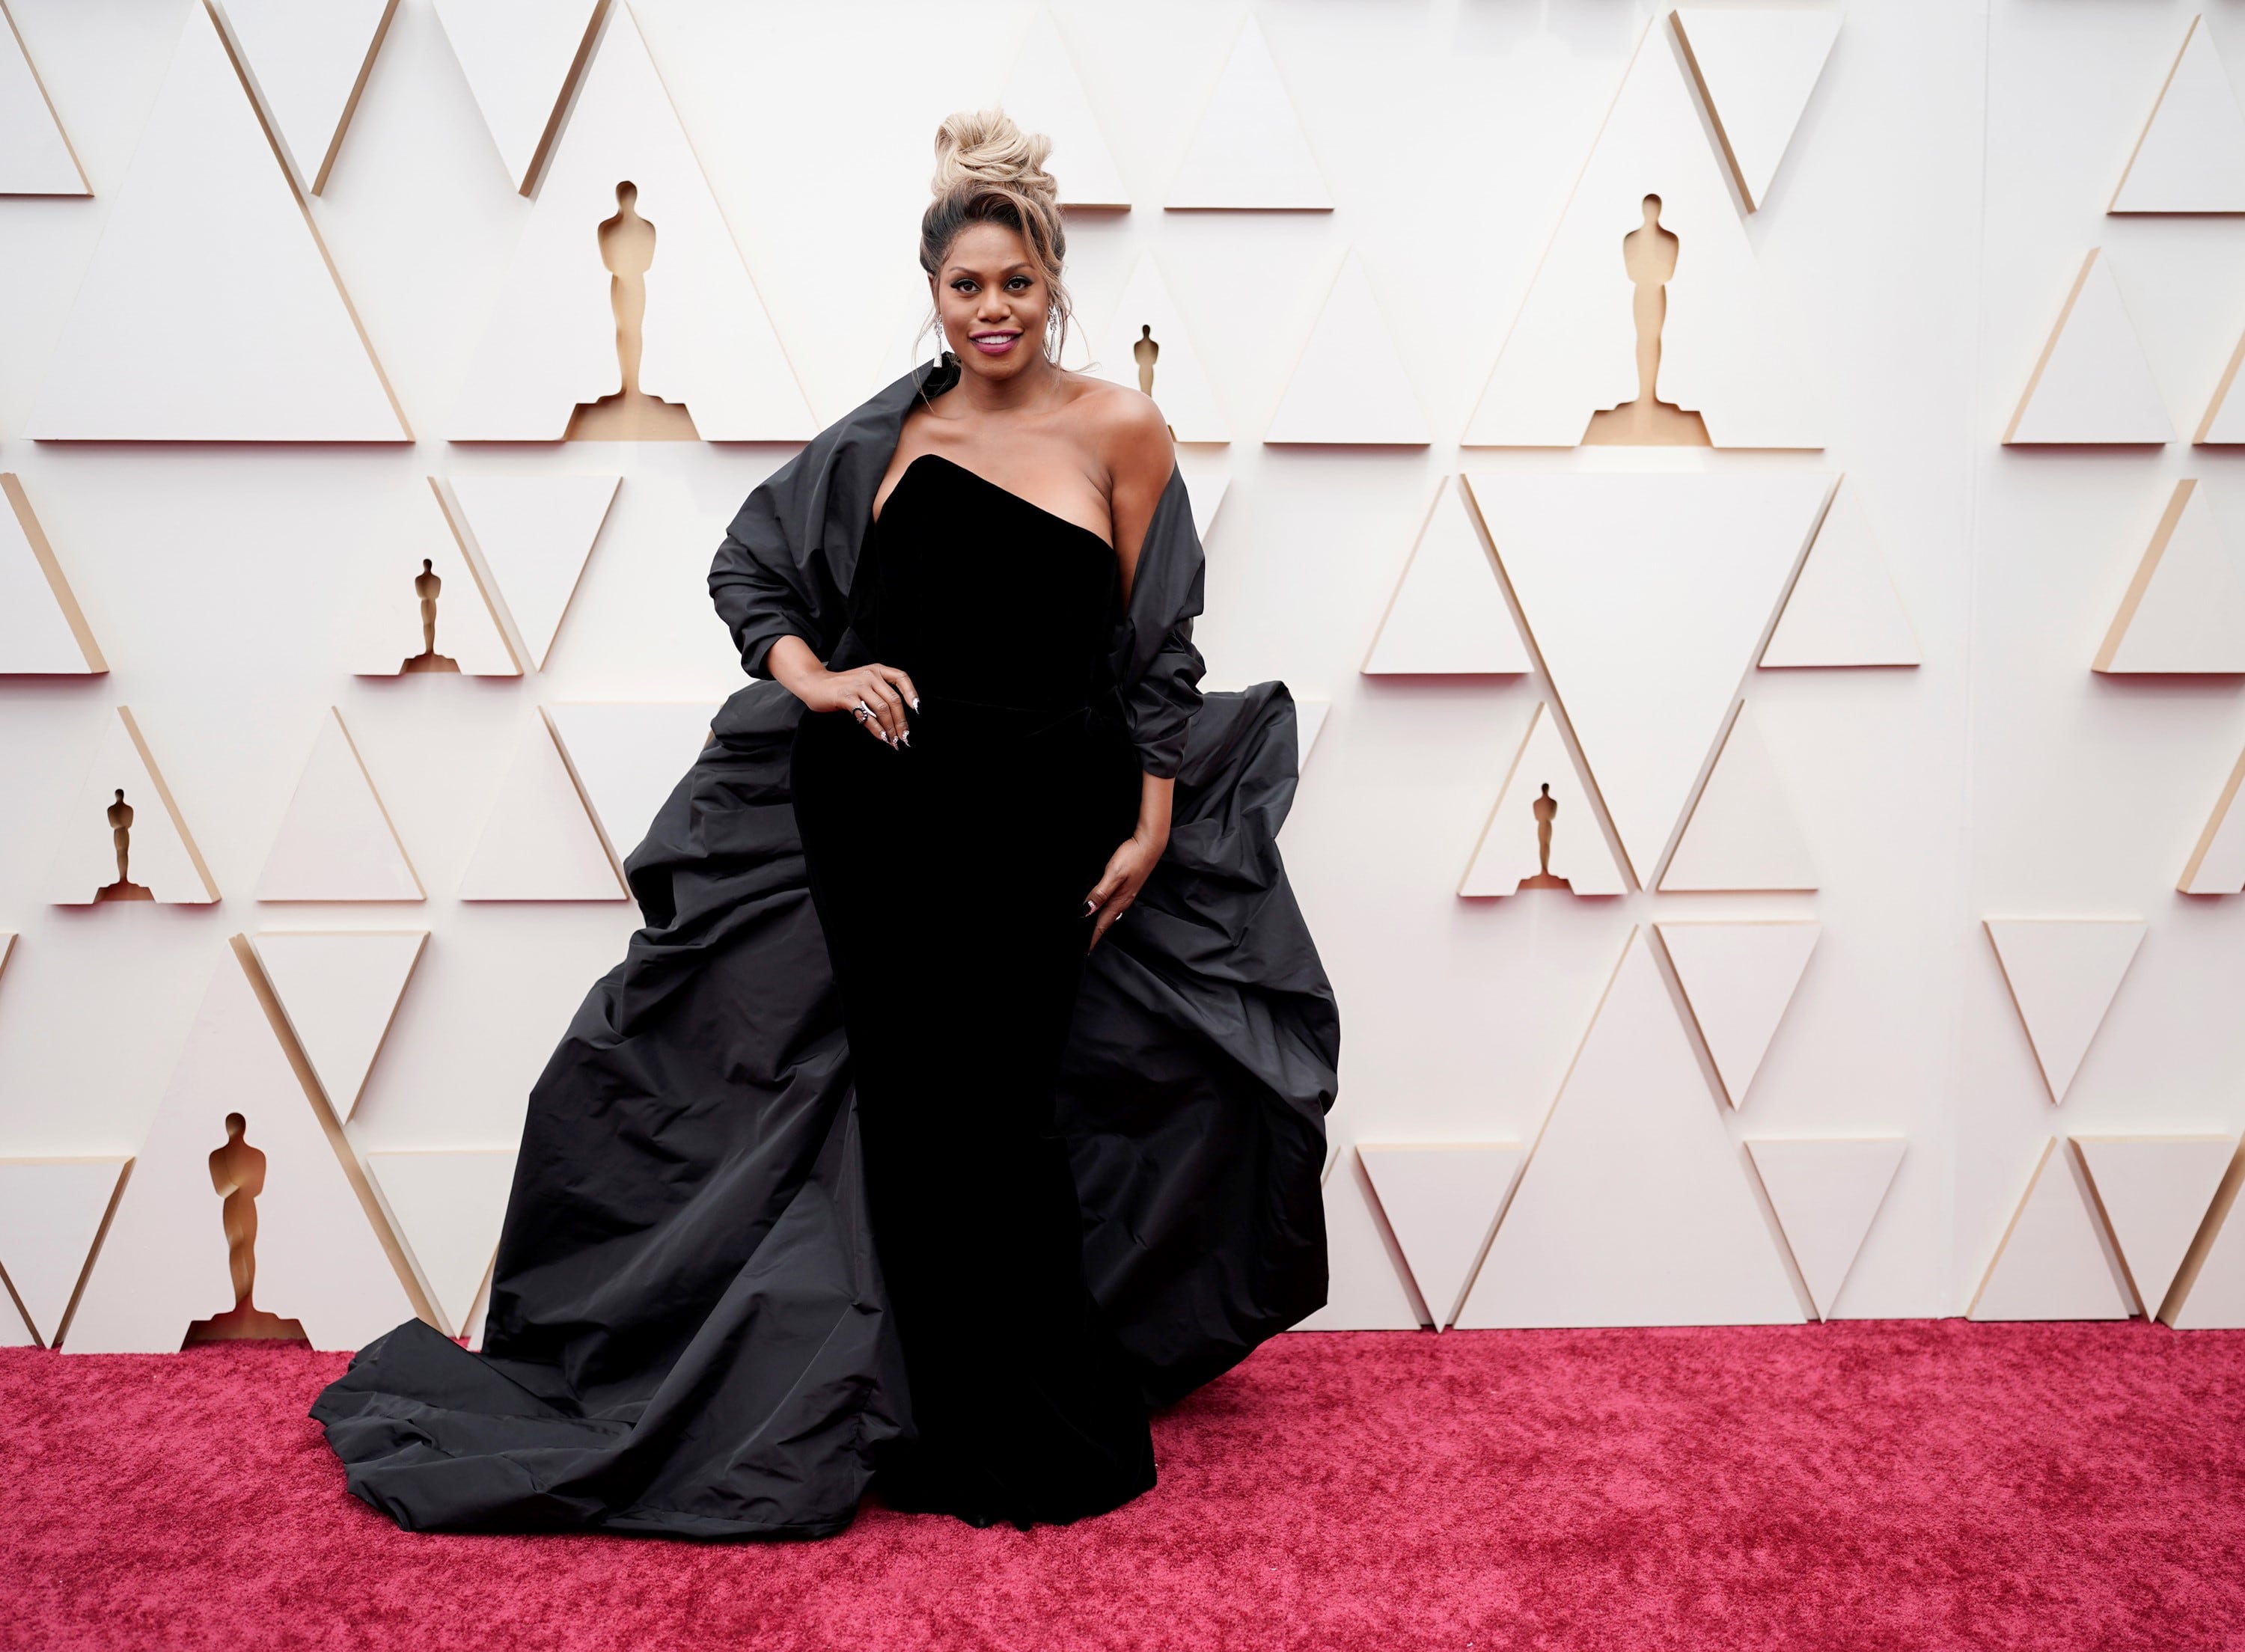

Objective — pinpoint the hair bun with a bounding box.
[931,108,1056,204]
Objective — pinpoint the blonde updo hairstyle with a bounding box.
[918,109,1072,365]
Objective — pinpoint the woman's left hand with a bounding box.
[1084,830,1165,952]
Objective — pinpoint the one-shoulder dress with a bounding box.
[310,358,1337,1541]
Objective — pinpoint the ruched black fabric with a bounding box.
[311,358,1338,1539]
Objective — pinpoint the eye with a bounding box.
[950,278,977,295]
[1006,275,1033,292]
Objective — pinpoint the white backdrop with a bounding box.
[0,0,2237,1344]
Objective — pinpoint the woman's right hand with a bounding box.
[766,638,920,747]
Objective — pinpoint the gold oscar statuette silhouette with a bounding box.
[93,787,153,902]
[1519,781,1573,892]
[183,1113,307,1346]
[566,180,701,441]
[400,557,460,674]
[1131,323,1177,440]
[1580,194,1711,447]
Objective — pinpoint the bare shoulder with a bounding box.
[1061,375,1173,489]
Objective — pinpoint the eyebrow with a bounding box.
[944,263,1037,278]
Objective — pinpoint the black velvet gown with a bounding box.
[309,358,1337,1540]
[792,453,1154,1524]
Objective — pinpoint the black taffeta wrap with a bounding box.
[311,358,1340,1538]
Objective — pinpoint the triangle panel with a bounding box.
[447,474,620,669]
[1658,921,1821,1107]
[0,3,88,194]
[1292,1149,1424,1329]
[2004,250,2172,444]
[448,6,813,441]
[1672,7,1842,212]
[1357,1143,1526,1328]
[1456,929,1804,1327]
[66,943,420,1351]
[1459,702,1627,898]
[1468,471,1831,879]
[367,1148,516,1337]
[346,482,519,676]
[0,474,104,673]
[2111,16,2245,213]
[1983,919,2145,1104]
[1744,1137,1903,1318]
[2072,1134,2238,1316]
[1087,255,1228,441]
[1173,445,1232,543]
[2181,746,2245,893]
[543,702,718,870]
[248,930,426,1121]
[2166,1146,2245,1327]
[256,709,421,902]
[1969,1138,2134,1321]
[998,10,1128,209]
[1464,21,1821,448]
[1759,480,1919,667]
[0,1157,130,1345]
[45,708,218,905]
[1364,478,1530,675]
[23,6,406,441]
[2093,480,2245,673]
[458,715,628,900]
[1264,254,1428,444]
[1659,702,1818,892]
[433,0,605,193]
[1164,16,1331,210]
[210,0,396,194]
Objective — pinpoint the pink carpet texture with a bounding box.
[4,1321,2243,1651]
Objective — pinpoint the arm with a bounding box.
[766,634,918,749]
[1086,393,1181,949]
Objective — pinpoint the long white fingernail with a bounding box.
[909,697,921,712]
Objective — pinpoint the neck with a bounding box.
[946,350,1061,416]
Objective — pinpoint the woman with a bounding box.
[313,111,1337,1538]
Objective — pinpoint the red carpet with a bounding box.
[4,1321,2241,1651]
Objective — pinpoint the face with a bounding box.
[932,220,1051,382]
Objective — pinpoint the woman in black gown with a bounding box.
[311,111,1338,1538]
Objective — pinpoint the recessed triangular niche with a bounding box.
[2093,480,2245,673]
[1983,918,2146,1105]
[2181,746,2245,893]
[432,0,608,194]
[1455,929,1803,1328]
[46,708,219,905]
[2111,16,2245,214]
[1164,16,1331,210]
[1658,701,1818,893]
[346,481,519,677]
[0,474,104,673]
[2005,249,2172,444]
[1759,479,1919,668]
[1459,702,1627,898]
[249,929,427,1122]
[445,474,620,670]
[1086,254,1227,441]
[997,9,1128,209]
[209,0,397,195]
[1744,1137,1903,1319]
[0,1,89,194]
[1464,16,1821,448]
[257,709,421,902]
[1364,478,1530,676]
[1671,7,1842,213]
[457,712,628,900]
[448,4,813,441]
[1467,470,1833,881]
[64,938,425,1352]
[1264,252,1429,445]
[23,4,407,441]
[1968,1137,2133,1321]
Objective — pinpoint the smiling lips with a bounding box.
[968,330,1021,355]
